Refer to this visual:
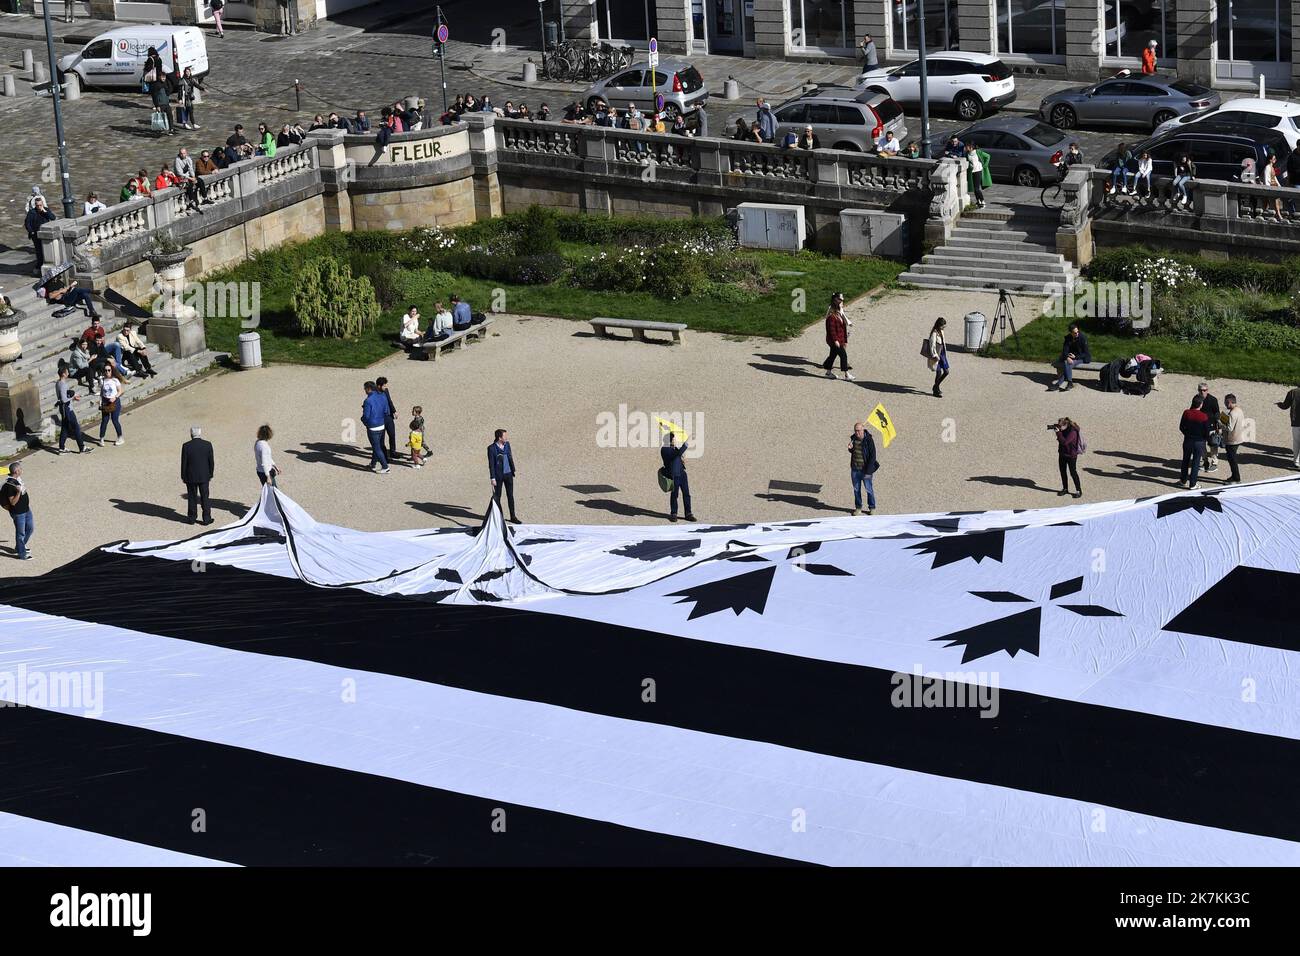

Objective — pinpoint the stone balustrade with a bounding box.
[1083,166,1300,258]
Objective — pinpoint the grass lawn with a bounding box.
[203,247,903,368]
[983,310,1300,386]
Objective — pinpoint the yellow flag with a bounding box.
[655,417,689,444]
[867,403,897,448]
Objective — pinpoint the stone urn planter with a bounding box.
[144,247,205,359]
[0,301,22,365]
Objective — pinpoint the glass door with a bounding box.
[1216,0,1292,85]
[894,0,961,52]
[707,0,745,51]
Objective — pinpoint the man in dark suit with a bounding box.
[487,428,520,524]
[181,426,215,524]
[660,433,695,523]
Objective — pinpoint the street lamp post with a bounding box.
[917,0,931,159]
[538,0,548,74]
[41,1,76,219]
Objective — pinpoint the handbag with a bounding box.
[920,337,932,359]
[150,109,169,132]
[657,467,672,493]
[101,398,119,414]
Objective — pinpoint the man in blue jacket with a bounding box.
[660,433,695,522]
[451,294,472,331]
[361,381,390,473]
[488,428,520,523]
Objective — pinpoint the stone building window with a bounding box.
[892,0,960,51]
[792,0,851,51]
[998,0,1066,58]
[1106,0,1178,62]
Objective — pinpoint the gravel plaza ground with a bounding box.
[4,286,1297,575]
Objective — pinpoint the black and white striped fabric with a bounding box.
[2,479,1299,866]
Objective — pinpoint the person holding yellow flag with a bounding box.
[847,421,879,516]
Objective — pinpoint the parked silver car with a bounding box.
[583,58,708,122]
[772,88,908,152]
[925,116,1071,186]
[1039,74,1219,131]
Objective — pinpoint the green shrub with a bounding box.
[347,251,403,309]
[554,213,732,247]
[395,269,458,307]
[514,205,561,257]
[430,250,568,285]
[1087,245,1300,294]
[292,258,380,337]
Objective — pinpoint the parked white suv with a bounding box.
[856,51,1015,121]
[1152,97,1300,150]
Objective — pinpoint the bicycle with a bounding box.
[1040,179,1066,210]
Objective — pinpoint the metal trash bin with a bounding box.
[544,22,559,48]
[237,331,262,369]
[964,311,987,351]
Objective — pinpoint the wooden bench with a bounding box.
[590,317,687,345]
[415,317,494,361]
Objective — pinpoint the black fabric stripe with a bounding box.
[5,549,1300,844]
[1164,566,1300,653]
[0,702,800,867]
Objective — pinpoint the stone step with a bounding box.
[898,272,1074,294]
[32,345,171,407]
[933,241,1067,262]
[914,261,1077,283]
[948,226,1060,246]
[922,254,1073,275]
[0,350,224,459]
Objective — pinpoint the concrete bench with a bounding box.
[415,317,494,361]
[1052,360,1106,376]
[590,317,687,345]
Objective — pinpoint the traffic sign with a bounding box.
[436,23,450,44]
[654,92,664,112]
[647,36,658,70]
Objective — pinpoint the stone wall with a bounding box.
[102,193,329,303]
[350,179,478,232]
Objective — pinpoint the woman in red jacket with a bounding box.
[821,292,854,381]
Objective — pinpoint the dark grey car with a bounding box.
[1039,75,1219,132]
[926,116,1071,186]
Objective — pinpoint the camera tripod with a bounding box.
[992,288,1020,350]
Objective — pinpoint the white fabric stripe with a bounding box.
[0,811,234,868]
[1,605,1295,867]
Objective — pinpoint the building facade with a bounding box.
[565,0,1300,90]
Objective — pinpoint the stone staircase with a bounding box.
[0,273,220,458]
[899,204,1079,294]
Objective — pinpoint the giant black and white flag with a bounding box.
[2,478,1299,866]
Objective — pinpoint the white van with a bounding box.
[58,25,209,89]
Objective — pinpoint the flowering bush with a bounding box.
[569,240,762,299]
[1123,256,1202,295]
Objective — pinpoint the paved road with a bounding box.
[0,6,1145,256]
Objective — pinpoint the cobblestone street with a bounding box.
[0,3,1130,257]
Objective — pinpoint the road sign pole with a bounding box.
[42,1,75,220]
[435,7,450,117]
[648,36,658,117]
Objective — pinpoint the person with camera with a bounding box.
[1051,418,1084,498]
